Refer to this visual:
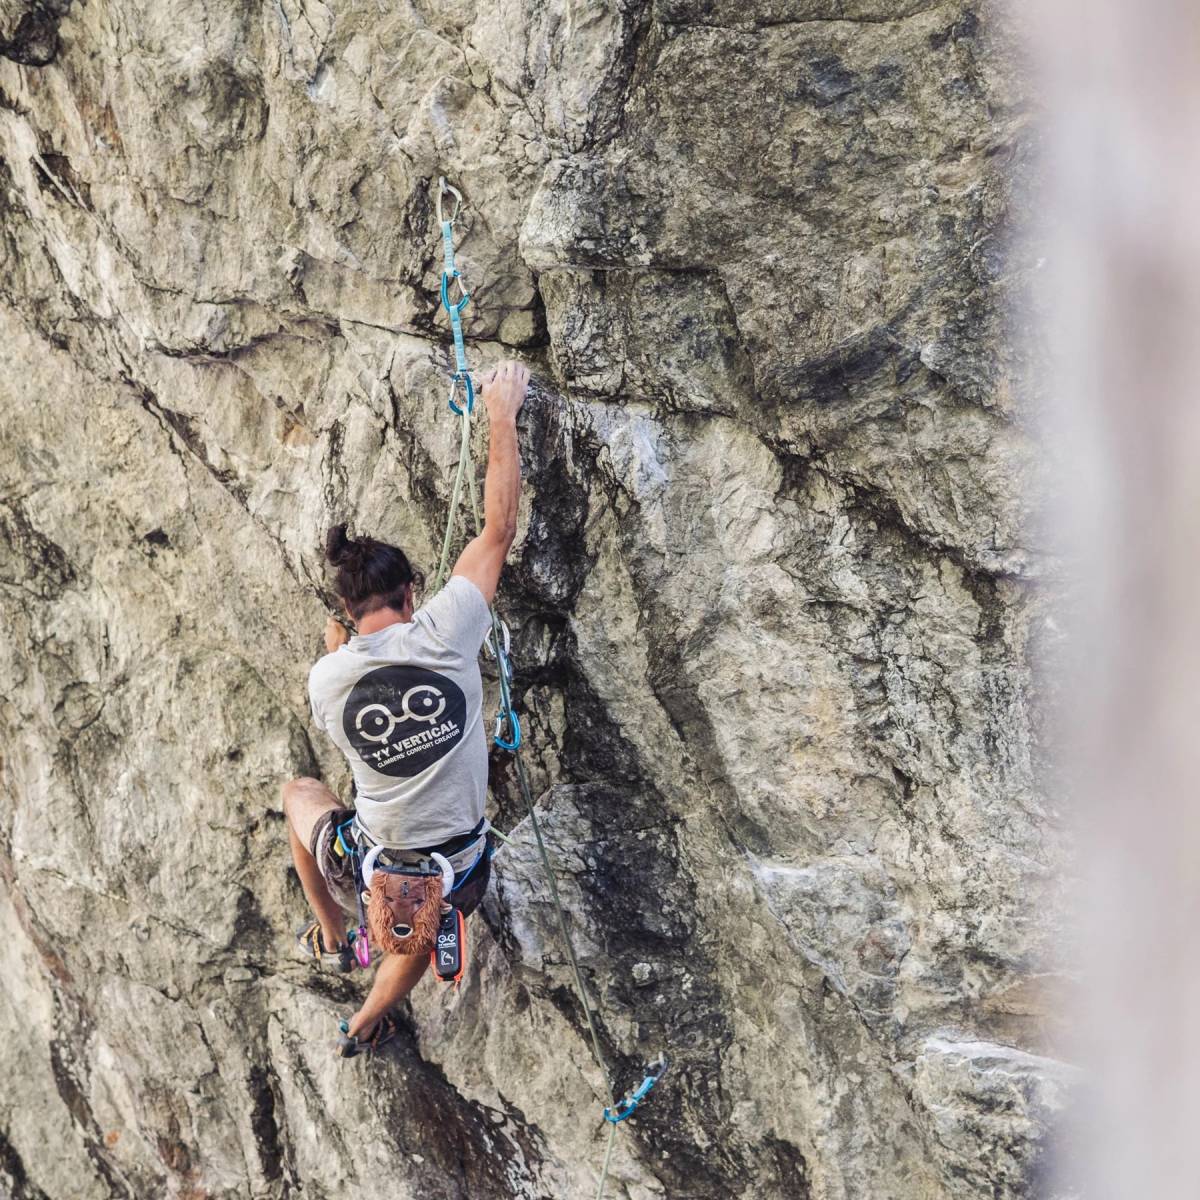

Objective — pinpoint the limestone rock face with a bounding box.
[0,3,1067,1198]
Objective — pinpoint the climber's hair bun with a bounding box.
[325,522,364,568]
[325,523,424,621]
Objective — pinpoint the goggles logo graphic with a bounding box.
[342,665,468,779]
[354,685,446,743]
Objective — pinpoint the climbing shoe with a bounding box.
[336,1013,399,1059]
[295,922,355,973]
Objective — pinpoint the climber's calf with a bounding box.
[281,776,359,972]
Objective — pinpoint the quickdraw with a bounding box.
[604,1057,670,1124]
[437,176,475,416]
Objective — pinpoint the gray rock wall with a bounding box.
[0,2,1069,1198]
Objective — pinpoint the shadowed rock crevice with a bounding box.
[0,1128,52,1200]
[0,2,71,67]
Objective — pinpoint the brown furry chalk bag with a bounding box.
[360,846,454,957]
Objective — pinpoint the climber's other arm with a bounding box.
[451,360,528,604]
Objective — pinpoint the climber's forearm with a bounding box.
[479,359,528,544]
[451,420,519,604]
[450,360,528,604]
[347,952,429,1038]
[482,416,520,545]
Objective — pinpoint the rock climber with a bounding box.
[280,359,530,1057]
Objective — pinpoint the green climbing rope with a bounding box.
[432,401,473,593]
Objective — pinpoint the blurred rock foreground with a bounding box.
[0,2,1069,1198]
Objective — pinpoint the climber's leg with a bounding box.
[281,776,350,953]
[346,950,430,1039]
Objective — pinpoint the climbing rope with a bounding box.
[430,177,665,1199]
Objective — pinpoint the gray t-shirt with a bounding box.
[307,575,492,848]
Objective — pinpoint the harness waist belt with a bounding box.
[353,816,489,879]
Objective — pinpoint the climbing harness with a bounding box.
[338,812,484,980]
[351,816,490,886]
[432,177,667,1198]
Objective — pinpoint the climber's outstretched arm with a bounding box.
[452,360,529,604]
[346,951,429,1040]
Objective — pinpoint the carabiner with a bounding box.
[497,651,514,689]
[484,620,512,661]
[494,709,521,752]
[348,836,373,969]
[335,817,356,857]
[448,372,476,415]
[435,176,463,226]
[440,269,470,316]
[603,1056,669,1124]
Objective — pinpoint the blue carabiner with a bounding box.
[440,270,470,316]
[448,372,476,415]
[494,709,521,752]
[335,816,357,856]
[603,1058,669,1124]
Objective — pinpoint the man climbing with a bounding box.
[280,359,530,1057]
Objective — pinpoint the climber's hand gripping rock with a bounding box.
[480,359,529,424]
[324,615,350,653]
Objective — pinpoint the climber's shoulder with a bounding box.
[307,645,354,691]
[418,574,488,622]
[413,575,491,655]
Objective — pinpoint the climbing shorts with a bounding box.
[309,805,360,915]
[310,807,492,920]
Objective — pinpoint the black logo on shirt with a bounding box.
[342,665,466,778]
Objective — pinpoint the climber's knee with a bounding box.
[281,776,339,842]
[280,776,313,819]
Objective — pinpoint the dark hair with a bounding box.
[325,523,423,620]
